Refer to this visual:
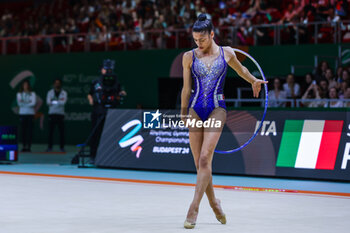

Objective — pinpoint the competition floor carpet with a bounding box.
[0,146,349,233]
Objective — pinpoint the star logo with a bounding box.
[143,110,162,129]
[150,109,162,122]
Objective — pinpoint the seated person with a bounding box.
[300,73,314,95]
[324,68,337,89]
[268,78,287,107]
[283,74,300,98]
[343,87,350,107]
[301,82,324,107]
[319,79,329,98]
[324,87,343,108]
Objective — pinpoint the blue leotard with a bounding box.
[188,46,227,121]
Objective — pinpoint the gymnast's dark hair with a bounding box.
[192,13,213,34]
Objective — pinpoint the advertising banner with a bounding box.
[95,109,350,181]
[0,126,18,162]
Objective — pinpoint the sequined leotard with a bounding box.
[188,46,227,121]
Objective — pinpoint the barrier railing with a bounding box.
[0,20,349,55]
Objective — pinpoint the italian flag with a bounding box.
[276,120,343,170]
[6,150,16,161]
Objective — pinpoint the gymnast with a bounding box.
[181,13,267,229]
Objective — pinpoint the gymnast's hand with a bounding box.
[180,110,188,122]
[252,79,268,98]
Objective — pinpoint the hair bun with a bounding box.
[198,13,207,21]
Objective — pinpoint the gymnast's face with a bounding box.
[192,31,214,52]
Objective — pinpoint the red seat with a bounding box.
[127,41,142,50]
[166,36,176,49]
[90,42,105,51]
[318,26,334,43]
[6,41,18,54]
[109,43,125,51]
[70,40,85,52]
[36,40,47,53]
[179,33,191,49]
[20,39,31,54]
[53,44,67,53]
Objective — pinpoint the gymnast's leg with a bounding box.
[188,108,225,215]
[203,108,226,221]
[185,108,203,224]
[185,108,226,224]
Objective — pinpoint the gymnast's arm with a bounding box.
[224,46,268,98]
[181,51,193,120]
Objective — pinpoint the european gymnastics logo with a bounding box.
[118,120,144,158]
[143,109,222,129]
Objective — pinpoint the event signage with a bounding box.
[95,109,350,181]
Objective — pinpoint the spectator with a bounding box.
[65,18,80,34]
[325,87,343,107]
[324,68,337,89]
[268,78,287,107]
[288,14,308,44]
[340,69,350,83]
[335,66,343,83]
[88,23,100,43]
[143,11,154,30]
[283,74,301,98]
[301,73,314,95]
[319,79,329,98]
[279,3,298,24]
[301,82,324,107]
[314,61,329,81]
[328,7,339,22]
[122,0,136,15]
[256,14,272,45]
[233,12,246,27]
[98,25,111,43]
[46,79,68,152]
[295,0,306,16]
[245,0,260,18]
[153,14,169,49]
[338,80,349,99]
[314,0,333,21]
[218,8,234,27]
[239,18,254,45]
[335,0,348,19]
[17,80,36,152]
[343,87,350,107]
[0,0,345,51]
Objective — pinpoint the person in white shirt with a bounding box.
[343,87,350,107]
[46,79,68,152]
[324,68,337,89]
[325,87,343,108]
[283,74,300,98]
[17,80,36,152]
[268,78,287,107]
